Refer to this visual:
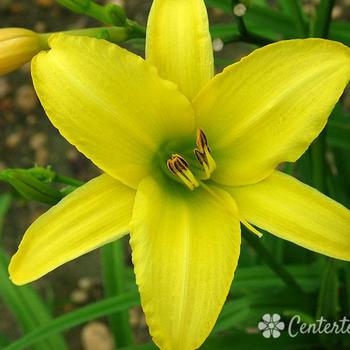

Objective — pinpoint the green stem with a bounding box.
[311,0,335,38]
[240,32,274,46]
[87,1,113,24]
[309,0,335,192]
[101,239,134,347]
[243,231,305,296]
[231,1,274,46]
[234,9,248,37]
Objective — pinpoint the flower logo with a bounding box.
[258,313,285,338]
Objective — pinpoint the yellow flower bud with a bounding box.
[0,28,47,75]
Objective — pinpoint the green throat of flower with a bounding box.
[166,129,216,190]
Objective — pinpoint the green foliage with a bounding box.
[0,195,67,350]
[4,292,140,350]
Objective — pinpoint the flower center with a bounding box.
[166,129,216,190]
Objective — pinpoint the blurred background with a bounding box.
[1,0,350,349]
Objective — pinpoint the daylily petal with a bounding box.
[194,39,350,186]
[146,0,214,100]
[32,34,195,189]
[9,174,135,285]
[130,176,241,350]
[229,171,350,260]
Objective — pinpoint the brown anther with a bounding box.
[194,149,206,166]
[166,154,200,190]
[194,128,216,179]
[196,128,208,153]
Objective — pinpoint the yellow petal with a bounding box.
[193,39,350,186]
[32,34,195,189]
[146,0,214,100]
[130,176,241,349]
[229,171,350,261]
[9,174,135,285]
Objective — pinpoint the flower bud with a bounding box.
[0,28,46,75]
[0,169,62,205]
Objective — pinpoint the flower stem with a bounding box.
[101,239,134,347]
[243,230,305,296]
[231,1,274,46]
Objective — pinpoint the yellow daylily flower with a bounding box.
[8,0,350,348]
[0,28,47,75]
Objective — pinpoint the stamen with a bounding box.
[195,129,216,179]
[167,154,200,190]
[241,218,263,238]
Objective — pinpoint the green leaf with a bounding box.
[206,0,294,38]
[203,331,319,349]
[316,258,339,348]
[0,250,68,350]
[327,120,350,151]
[210,23,277,43]
[233,264,320,295]
[5,292,140,350]
[210,24,240,42]
[330,21,350,46]
[316,258,339,320]
[0,193,11,240]
[101,239,134,346]
[0,334,10,347]
[276,0,308,37]
[215,289,315,333]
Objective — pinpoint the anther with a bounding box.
[167,154,200,190]
[194,129,216,179]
